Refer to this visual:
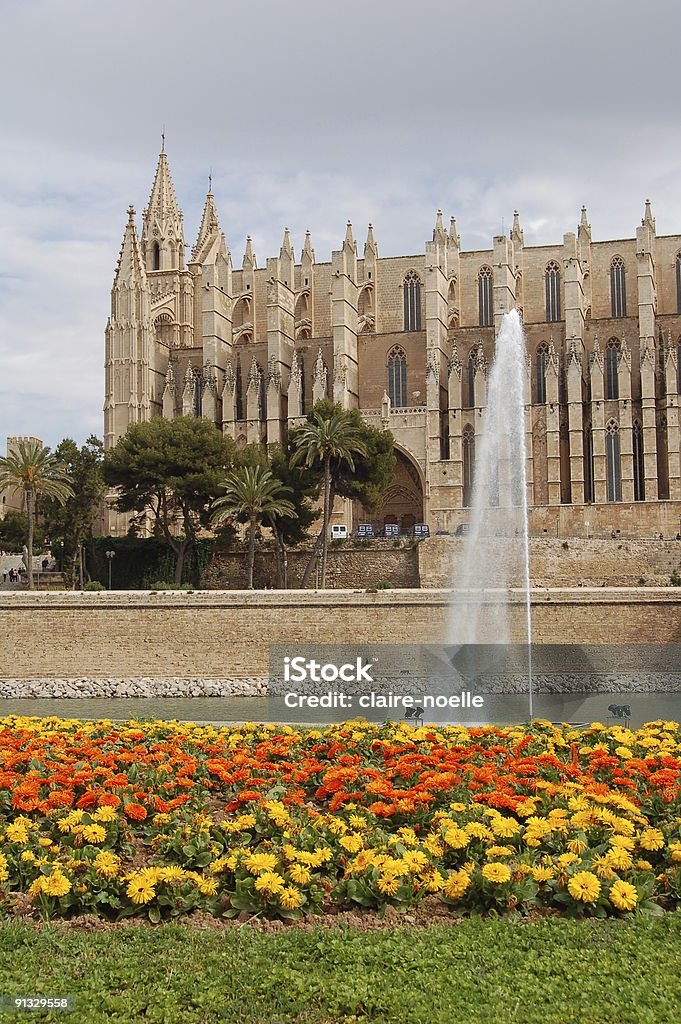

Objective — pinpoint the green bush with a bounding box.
[375,579,393,590]
[670,570,681,587]
[83,581,105,592]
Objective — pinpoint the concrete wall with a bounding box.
[419,536,681,589]
[1,589,679,681]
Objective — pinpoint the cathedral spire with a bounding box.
[280,227,294,259]
[243,235,256,268]
[344,220,356,249]
[448,217,461,250]
[141,147,185,271]
[433,209,447,246]
[578,205,591,244]
[642,198,655,230]
[511,210,524,247]
[302,229,314,261]
[114,206,148,286]
[191,186,225,263]
[364,223,378,258]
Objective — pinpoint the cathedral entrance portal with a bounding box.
[358,447,424,533]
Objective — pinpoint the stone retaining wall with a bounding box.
[1,589,680,685]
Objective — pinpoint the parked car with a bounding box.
[331,524,348,540]
[454,523,471,536]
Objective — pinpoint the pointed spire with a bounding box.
[191,188,223,262]
[511,210,523,247]
[643,198,655,229]
[114,206,147,285]
[302,229,314,262]
[145,149,181,222]
[448,217,461,249]
[243,235,256,268]
[280,227,294,259]
[344,220,355,248]
[578,205,591,244]
[364,223,378,258]
[433,209,447,246]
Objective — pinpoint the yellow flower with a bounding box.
[81,824,107,845]
[593,855,615,880]
[93,806,117,823]
[288,863,312,885]
[326,817,347,836]
[402,850,429,873]
[606,848,633,871]
[443,869,471,899]
[43,871,72,897]
[465,822,493,840]
[27,877,45,900]
[92,852,120,879]
[349,814,367,830]
[490,816,521,838]
[532,866,554,884]
[443,827,469,850]
[126,877,156,905]
[245,852,279,875]
[396,827,419,847]
[635,859,653,871]
[639,829,664,852]
[482,863,511,884]
[668,842,681,863]
[377,873,400,896]
[5,822,29,844]
[567,871,601,904]
[609,880,638,911]
[567,839,587,855]
[556,852,579,868]
[194,876,218,896]
[254,871,286,897]
[339,833,364,854]
[610,834,636,851]
[423,836,444,858]
[279,886,304,910]
[20,851,36,863]
[158,865,187,885]
[421,867,446,892]
[37,838,53,848]
[486,846,513,859]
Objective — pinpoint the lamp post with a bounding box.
[105,550,115,591]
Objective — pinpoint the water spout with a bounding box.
[448,309,534,718]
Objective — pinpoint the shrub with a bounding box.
[375,579,393,590]
[83,581,105,592]
[670,570,681,587]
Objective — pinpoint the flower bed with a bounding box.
[1,716,680,922]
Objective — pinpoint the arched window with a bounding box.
[235,355,244,420]
[232,296,251,332]
[605,419,621,502]
[610,256,626,318]
[478,266,493,327]
[633,419,645,501]
[545,261,561,322]
[676,253,681,313]
[467,348,477,408]
[152,242,160,271]
[403,271,422,332]
[462,425,475,507]
[193,371,202,418]
[605,338,620,400]
[583,426,594,503]
[535,343,549,404]
[387,346,407,408]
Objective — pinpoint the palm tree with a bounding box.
[0,439,74,590]
[210,465,295,589]
[290,409,367,588]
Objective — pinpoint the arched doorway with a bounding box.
[358,448,424,532]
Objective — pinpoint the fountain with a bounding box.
[448,309,534,718]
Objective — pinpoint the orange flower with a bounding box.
[124,803,147,821]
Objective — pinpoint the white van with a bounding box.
[331,524,349,540]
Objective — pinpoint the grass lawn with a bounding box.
[0,914,680,1024]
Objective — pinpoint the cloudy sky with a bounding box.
[2,0,681,449]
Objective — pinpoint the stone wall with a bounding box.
[1,589,680,682]
[419,536,681,589]
[201,543,419,590]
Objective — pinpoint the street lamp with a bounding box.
[105,550,116,590]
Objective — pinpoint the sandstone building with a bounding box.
[103,148,681,538]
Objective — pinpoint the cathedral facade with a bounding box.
[104,148,681,537]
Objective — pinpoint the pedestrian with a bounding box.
[2,568,7,584]
[42,557,49,571]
